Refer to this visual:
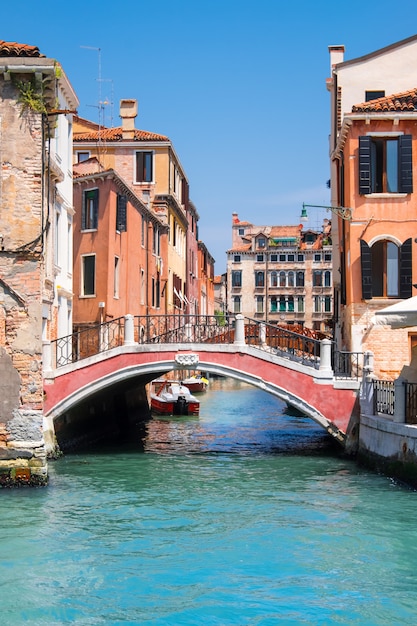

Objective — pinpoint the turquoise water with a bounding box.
[1,379,417,625]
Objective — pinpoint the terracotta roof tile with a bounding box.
[352,88,417,113]
[0,40,44,57]
[73,116,169,142]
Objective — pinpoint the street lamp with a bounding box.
[300,203,352,222]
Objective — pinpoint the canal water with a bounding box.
[1,378,417,625]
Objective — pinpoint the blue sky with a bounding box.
[4,1,417,272]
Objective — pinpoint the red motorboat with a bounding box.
[150,381,200,416]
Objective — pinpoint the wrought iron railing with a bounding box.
[53,317,126,367]
[132,314,235,345]
[50,313,361,381]
[373,379,395,416]
[332,350,362,379]
[405,382,417,424]
[244,317,321,368]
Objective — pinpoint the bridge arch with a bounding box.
[44,345,359,446]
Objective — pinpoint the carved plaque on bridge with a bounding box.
[175,353,199,367]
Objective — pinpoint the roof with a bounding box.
[0,40,44,57]
[334,34,417,71]
[352,87,417,113]
[73,116,169,143]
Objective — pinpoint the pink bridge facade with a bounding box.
[43,342,361,449]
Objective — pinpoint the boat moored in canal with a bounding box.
[150,381,200,416]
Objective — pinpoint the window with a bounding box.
[256,254,264,262]
[270,254,278,262]
[279,271,286,287]
[81,255,95,296]
[116,194,127,232]
[77,151,90,162]
[114,257,120,298]
[296,271,305,287]
[287,254,294,262]
[297,296,304,312]
[141,216,146,246]
[233,296,241,313]
[233,255,241,262]
[360,238,412,299]
[270,271,278,287]
[82,189,99,230]
[297,254,304,262]
[232,270,242,287]
[324,271,331,287]
[136,151,153,183]
[258,238,266,248]
[313,271,323,287]
[279,254,286,262]
[314,253,321,262]
[270,296,278,312]
[256,295,264,313]
[287,271,294,287]
[324,252,332,262]
[153,224,160,255]
[365,90,385,102]
[238,227,245,236]
[255,271,265,287]
[359,135,413,194]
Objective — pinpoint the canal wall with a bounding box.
[358,372,417,486]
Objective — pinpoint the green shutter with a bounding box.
[116,195,127,232]
[400,238,412,298]
[360,239,373,299]
[359,136,372,195]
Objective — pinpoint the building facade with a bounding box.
[73,100,214,316]
[0,41,78,483]
[227,213,333,332]
[72,159,168,330]
[327,35,417,378]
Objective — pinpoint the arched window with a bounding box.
[287,271,295,287]
[324,271,331,287]
[360,238,412,299]
[279,271,286,287]
[270,271,278,287]
[296,271,304,287]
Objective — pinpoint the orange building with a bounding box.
[73,159,168,328]
[73,100,214,316]
[328,36,417,378]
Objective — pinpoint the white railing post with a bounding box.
[394,376,406,423]
[124,314,136,346]
[319,338,333,373]
[361,351,376,415]
[259,322,266,346]
[234,314,245,346]
[42,340,53,376]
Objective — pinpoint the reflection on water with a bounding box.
[145,377,335,456]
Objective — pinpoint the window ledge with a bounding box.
[364,193,408,199]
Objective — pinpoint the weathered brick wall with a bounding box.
[0,77,47,485]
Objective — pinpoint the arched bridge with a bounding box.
[43,314,361,449]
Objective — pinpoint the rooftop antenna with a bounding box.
[98,78,114,127]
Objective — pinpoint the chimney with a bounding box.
[328,45,345,72]
[120,99,137,139]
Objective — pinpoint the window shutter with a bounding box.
[116,195,127,232]
[136,152,144,182]
[359,136,372,195]
[400,238,412,298]
[399,135,413,194]
[360,239,373,299]
[82,193,87,230]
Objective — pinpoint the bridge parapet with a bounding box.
[45,313,362,382]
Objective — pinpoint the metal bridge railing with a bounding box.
[50,313,361,381]
[132,314,235,345]
[373,379,395,416]
[244,317,322,368]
